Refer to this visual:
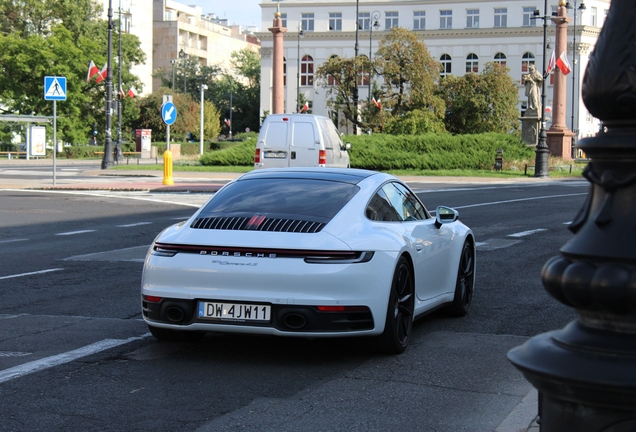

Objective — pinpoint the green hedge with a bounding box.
[195,133,534,170]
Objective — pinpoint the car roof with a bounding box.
[237,168,380,185]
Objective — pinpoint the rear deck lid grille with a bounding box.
[191,216,325,233]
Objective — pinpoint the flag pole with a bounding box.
[116,0,123,162]
[101,0,114,169]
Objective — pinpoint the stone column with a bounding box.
[547,0,574,160]
[268,3,287,114]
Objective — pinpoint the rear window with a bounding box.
[199,178,360,220]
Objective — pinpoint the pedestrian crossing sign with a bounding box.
[44,76,67,101]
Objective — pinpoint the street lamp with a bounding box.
[296,26,304,113]
[200,83,207,155]
[101,0,114,169]
[171,59,177,90]
[353,0,360,134]
[566,0,586,157]
[115,0,123,162]
[531,2,550,178]
[179,48,187,93]
[368,11,380,106]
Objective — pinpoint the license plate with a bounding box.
[198,302,271,322]
[264,151,286,158]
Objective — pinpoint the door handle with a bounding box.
[416,244,423,251]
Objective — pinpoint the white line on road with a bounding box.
[508,228,549,238]
[0,268,63,280]
[0,334,151,384]
[453,193,587,210]
[116,222,152,227]
[0,238,28,244]
[55,230,96,236]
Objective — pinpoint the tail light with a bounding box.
[254,148,261,164]
[318,149,326,166]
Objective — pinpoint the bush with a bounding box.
[199,137,255,166]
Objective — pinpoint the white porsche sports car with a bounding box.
[141,168,475,354]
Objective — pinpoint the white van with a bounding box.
[254,114,350,169]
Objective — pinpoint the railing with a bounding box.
[0,151,27,160]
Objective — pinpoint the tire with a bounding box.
[446,240,475,317]
[377,256,415,354]
[148,324,205,342]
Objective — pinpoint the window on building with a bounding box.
[357,55,370,85]
[301,13,314,31]
[466,9,479,28]
[521,52,535,81]
[121,14,132,33]
[440,10,452,29]
[523,7,537,27]
[494,52,506,66]
[329,12,342,31]
[494,8,507,27]
[301,55,314,86]
[440,54,452,77]
[359,12,370,30]
[466,53,478,73]
[385,11,398,28]
[590,6,597,26]
[328,55,338,86]
[414,11,425,30]
[281,13,287,28]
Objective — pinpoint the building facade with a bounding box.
[152,0,261,93]
[258,0,608,140]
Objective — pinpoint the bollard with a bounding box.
[162,150,174,185]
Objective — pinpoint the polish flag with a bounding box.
[224,118,231,126]
[94,64,108,83]
[127,87,138,98]
[119,86,126,98]
[556,51,571,75]
[86,60,99,82]
[300,102,309,112]
[373,98,382,109]
[546,50,556,75]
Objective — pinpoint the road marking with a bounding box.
[0,268,63,280]
[64,245,148,262]
[0,334,150,384]
[508,228,548,238]
[0,238,27,244]
[116,222,152,227]
[56,230,96,236]
[453,193,587,209]
[0,352,31,358]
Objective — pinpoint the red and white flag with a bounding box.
[86,60,99,82]
[300,102,309,112]
[224,118,231,126]
[556,51,571,75]
[372,98,382,109]
[94,64,108,83]
[546,50,556,75]
[119,86,126,98]
[127,87,138,98]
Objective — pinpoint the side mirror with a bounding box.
[435,206,459,229]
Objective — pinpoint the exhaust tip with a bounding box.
[165,306,185,323]
[282,313,307,330]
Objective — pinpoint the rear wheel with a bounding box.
[148,325,205,342]
[377,256,414,354]
[446,240,475,317]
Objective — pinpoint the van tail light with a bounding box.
[254,148,261,164]
[318,149,326,166]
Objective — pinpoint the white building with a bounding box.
[258,0,607,139]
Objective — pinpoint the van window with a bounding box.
[292,122,316,148]
[264,122,288,147]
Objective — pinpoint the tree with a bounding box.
[437,62,519,134]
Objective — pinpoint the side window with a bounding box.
[366,188,402,222]
[392,182,428,220]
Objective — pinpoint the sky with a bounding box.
[186,0,263,29]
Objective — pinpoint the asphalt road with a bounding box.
[0,177,587,431]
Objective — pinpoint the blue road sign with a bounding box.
[44,76,67,101]
[161,102,177,125]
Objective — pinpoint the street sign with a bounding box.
[161,101,177,125]
[44,76,67,101]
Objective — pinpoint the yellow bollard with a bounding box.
[163,150,174,185]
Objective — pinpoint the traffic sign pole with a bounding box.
[44,76,66,185]
[53,101,57,185]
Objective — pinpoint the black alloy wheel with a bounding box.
[446,240,475,317]
[378,256,415,354]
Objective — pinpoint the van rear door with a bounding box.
[260,120,290,167]
[290,120,318,167]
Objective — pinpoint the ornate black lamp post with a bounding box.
[101,0,114,169]
[179,48,187,93]
[508,1,636,429]
[531,0,550,178]
[367,11,380,106]
[352,0,359,135]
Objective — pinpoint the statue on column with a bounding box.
[524,65,543,115]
